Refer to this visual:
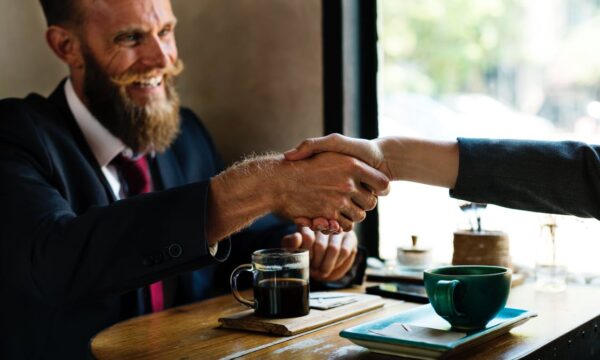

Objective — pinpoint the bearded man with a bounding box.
[0,0,389,358]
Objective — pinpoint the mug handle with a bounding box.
[434,280,464,317]
[230,264,256,309]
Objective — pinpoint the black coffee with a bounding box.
[254,278,309,318]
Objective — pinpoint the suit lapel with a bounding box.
[46,80,117,202]
[152,149,185,190]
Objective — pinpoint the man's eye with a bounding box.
[117,33,142,46]
[158,28,172,38]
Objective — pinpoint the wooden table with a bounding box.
[90,283,600,359]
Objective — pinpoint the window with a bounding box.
[378,0,600,277]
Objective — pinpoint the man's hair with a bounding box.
[39,0,84,27]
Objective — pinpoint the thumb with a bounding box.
[284,134,344,161]
[283,143,317,161]
[281,232,302,248]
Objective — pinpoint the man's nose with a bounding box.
[139,36,170,69]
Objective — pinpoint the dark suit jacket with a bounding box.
[0,82,292,359]
[452,138,600,219]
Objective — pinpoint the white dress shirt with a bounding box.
[64,78,125,199]
[64,79,218,255]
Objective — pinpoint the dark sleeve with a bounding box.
[450,138,600,219]
[0,101,225,306]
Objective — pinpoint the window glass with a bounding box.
[378,0,600,277]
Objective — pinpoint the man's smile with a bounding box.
[127,74,166,100]
[132,75,163,88]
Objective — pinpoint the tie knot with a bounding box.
[110,154,152,196]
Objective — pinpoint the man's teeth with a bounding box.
[134,76,163,88]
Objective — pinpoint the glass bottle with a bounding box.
[535,216,567,292]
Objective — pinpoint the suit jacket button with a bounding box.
[168,243,182,258]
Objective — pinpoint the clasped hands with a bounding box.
[283,133,389,233]
[277,134,390,281]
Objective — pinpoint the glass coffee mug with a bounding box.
[230,248,310,318]
[424,265,512,330]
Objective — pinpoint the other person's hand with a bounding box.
[284,134,394,233]
[285,133,393,178]
[272,152,389,231]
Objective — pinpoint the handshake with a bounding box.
[279,133,459,233]
[209,134,458,280]
[281,134,392,233]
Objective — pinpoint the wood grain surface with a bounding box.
[218,294,384,336]
[90,284,600,359]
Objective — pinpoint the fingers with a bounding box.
[281,232,302,249]
[328,220,341,233]
[284,133,349,161]
[311,231,358,281]
[340,202,366,230]
[293,217,312,228]
[321,246,357,281]
[311,217,331,232]
[356,160,390,196]
[279,149,389,233]
[336,214,355,232]
[298,226,316,261]
[285,134,385,176]
[307,218,341,234]
[352,186,378,212]
[310,231,329,271]
[317,232,343,278]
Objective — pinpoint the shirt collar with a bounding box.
[64,78,125,167]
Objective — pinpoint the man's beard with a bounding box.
[82,50,184,153]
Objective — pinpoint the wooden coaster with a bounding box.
[218,293,384,336]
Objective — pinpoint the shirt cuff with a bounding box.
[208,242,218,257]
[208,237,231,262]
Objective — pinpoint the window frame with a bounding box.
[322,0,380,257]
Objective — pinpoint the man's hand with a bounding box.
[283,134,459,232]
[271,152,389,231]
[281,227,358,281]
[283,134,391,233]
[207,150,390,244]
[282,134,395,233]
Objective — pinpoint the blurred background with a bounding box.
[1,0,599,280]
[377,0,600,278]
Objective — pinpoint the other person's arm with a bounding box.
[285,133,600,220]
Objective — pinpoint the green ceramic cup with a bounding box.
[424,265,512,331]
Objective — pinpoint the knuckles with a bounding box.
[338,246,351,259]
[327,133,344,143]
[378,177,391,192]
[366,195,378,210]
[338,179,357,194]
[328,243,341,254]
[357,210,367,222]
[313,239,327,253]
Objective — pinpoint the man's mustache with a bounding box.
[111,59,185,87]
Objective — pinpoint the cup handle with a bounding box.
[230,263,256,308]
[434,280,464,317]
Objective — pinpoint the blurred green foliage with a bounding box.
[380,0,524,96]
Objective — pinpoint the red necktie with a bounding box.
[111,154,164,312]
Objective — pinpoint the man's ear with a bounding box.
[45,26,84,69]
